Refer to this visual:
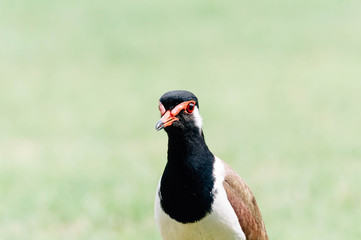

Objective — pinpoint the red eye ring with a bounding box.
[186,102,195,114]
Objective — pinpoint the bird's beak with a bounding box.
[155,110,179,131]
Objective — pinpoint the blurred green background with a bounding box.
[1,0,360,239]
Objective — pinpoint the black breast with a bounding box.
[159,135,215,223]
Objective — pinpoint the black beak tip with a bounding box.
[155,121,164,131]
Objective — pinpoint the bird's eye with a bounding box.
[186,102,195,114]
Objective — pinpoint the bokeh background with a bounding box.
[1,0,360,239]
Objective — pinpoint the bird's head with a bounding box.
[155,90,203,133]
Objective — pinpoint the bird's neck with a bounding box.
[166,128,213,166]
[160,128,215,223]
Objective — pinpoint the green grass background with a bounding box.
[1,0,361,239]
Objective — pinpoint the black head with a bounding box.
[159,90,199,110]
[155,90,203,133]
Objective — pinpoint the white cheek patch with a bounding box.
[192,107,203,130]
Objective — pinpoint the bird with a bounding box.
[154,90,269,240]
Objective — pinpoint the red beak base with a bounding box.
[155,111,178,131]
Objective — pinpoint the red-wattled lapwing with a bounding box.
[154,90,269,240]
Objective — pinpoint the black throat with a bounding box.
[159,127,215,223]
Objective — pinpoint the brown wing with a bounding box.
[222,161,269,240]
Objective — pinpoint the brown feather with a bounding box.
[222,161,269,240]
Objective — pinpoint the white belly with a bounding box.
[154,157,246,240]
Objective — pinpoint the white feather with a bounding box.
[192,106,203,133]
